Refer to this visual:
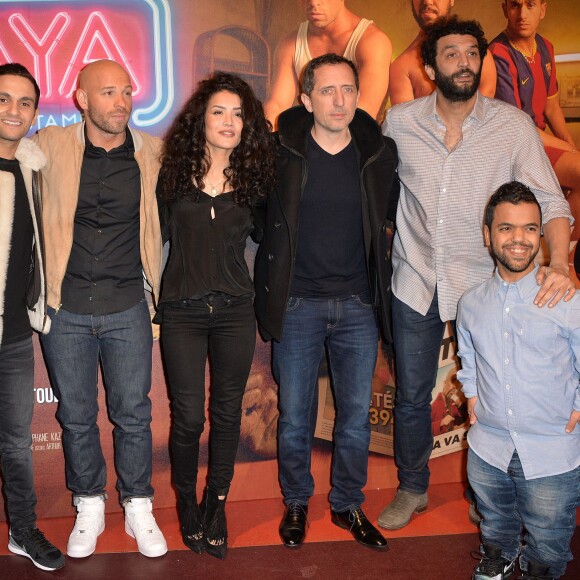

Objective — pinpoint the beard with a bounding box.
[433,67,481,102]
[412,2,447,31]
[491,242,539,274]
[86,107,129,136]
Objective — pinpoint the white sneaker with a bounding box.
[124,498,167,558]
[67,496,105,558]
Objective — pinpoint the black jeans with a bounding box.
[0,337,36,530]
[160,295,256,496]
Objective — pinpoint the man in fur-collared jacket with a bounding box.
[0,63,64,571]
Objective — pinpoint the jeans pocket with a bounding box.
[353,293,373,308]
[286,297,302,312]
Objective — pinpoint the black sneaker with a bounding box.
[8,526,65,571]
[473,543,516,579]
[517,560,554,579]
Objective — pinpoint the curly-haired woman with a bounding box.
[155,72,275,559]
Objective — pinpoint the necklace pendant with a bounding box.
[211,186,217,196]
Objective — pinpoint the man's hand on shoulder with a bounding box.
[565,409,580,433]
[534,264,576,308]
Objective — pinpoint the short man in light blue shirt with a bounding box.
[457,182,580,580]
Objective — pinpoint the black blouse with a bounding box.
[156,188,263,308]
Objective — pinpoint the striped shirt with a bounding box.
[383,91,571,322]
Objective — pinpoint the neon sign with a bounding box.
[0,0,174,131]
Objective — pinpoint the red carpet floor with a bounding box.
[1,483,578,579]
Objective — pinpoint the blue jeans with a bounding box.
[392,291,452,494]
[0,337,36,530]
[41,300,154,502]
[468,448,580,578]
[273,294,378,512]
[160,295,256,496]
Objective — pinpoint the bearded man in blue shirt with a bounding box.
[457,181,580,580]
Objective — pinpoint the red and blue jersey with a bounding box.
[490,32,558,131]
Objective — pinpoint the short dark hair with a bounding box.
[0,63,40,109]
[301,53,359,96]
[485,181,542,230]
[421,16,488,69]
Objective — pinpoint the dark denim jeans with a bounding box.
[0,337,36,530]
[273,294,378,512]
[160,295,256,496]
[41,300,154,502]
[468,449,580,578]
[392,290,454,494]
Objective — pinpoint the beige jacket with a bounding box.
[33,123,163,309]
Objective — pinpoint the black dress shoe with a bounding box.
[331,507,389,551]
[279,502,308,547]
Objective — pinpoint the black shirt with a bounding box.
[60,130,143,315]
[157,188,255,306]
[1,158,33,345]
[291,135,368,298]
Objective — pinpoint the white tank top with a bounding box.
[293,18,373,80]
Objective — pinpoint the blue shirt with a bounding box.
[457,265,580,479]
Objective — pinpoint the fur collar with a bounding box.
[14,137,46,171]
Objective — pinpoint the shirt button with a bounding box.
[97,229,102,234]
[505,307,510,312]
[505,384,510,390]
[89,296,93,301]
[442,188,446,193]
[439,219,443,224]
[504,358,509,364]
[94,257,99,261]
[513,431,518,437]
[504,332,509,338]
[508,409,513,416]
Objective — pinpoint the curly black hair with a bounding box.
[421,16,488,70]
[158,72,275,206]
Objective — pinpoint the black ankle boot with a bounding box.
[177,493,204,554]
[202,489,227,560]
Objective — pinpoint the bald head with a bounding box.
[75,59,133,150]
[78,59,131,91]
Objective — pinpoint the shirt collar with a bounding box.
[493,263,540,300]
[83,125,133,154]
[423,90,486,125]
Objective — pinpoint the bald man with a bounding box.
[389,0,496,105]
[264,0,392,127]
[34,60,166,559]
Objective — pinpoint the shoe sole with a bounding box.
[125,522,168,557]
[8,541,65,571]
[67,519,105,558]
[377,504,428,530]
[331,517,389,551]
[280,538,304,549]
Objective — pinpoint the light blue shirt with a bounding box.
[457,265,580,479]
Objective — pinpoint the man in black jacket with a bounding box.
[254,53,399,550]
